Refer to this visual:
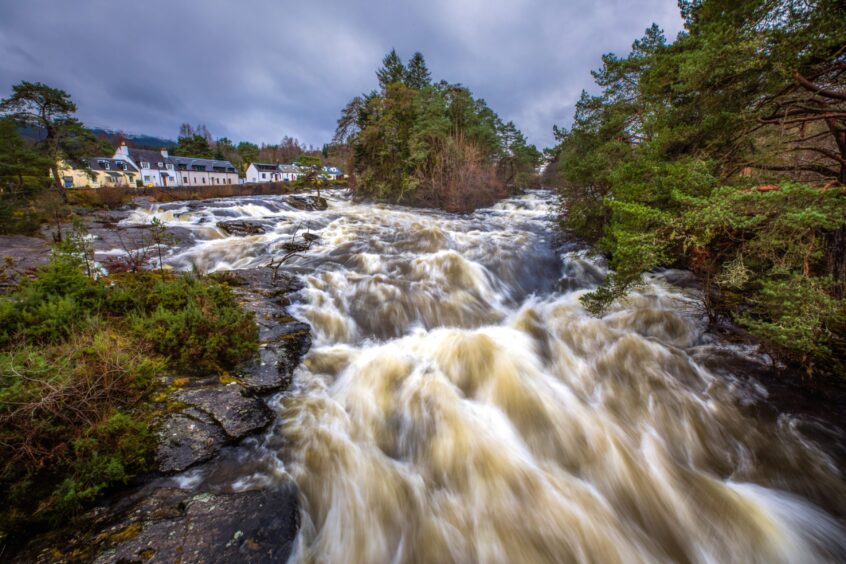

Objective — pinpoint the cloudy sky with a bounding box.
[0,0,684,149]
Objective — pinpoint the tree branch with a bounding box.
[751,162,840,177]
[793,69,846,101]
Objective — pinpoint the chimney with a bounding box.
[161,148,169,158]
[116,141,129,158]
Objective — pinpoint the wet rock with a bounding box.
[0,236,51,286]
[655,268,703,291]
[86,208,130,226]
[157,409,227,473]
[276,321,312,363]
[176,384,271,440]
[238,347,293,394]
[219,220,267,236]
[287,195,327,211]
[287,196,312,211]
[311,196,328,211]
[302,232,321,243]
[92,485,299,564]
[238,322,311,393]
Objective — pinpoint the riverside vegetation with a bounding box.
[335,51,542,211]
[0,227,258,546]
[546,0,846,375]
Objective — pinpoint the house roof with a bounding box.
[252,163,279,172]
[170,156,237,173]
[88,157,139,173]
[279,164,301,173]
[126,148,170,167]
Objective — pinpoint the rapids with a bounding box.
[122,189,846,563]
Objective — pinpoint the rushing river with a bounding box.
[122,189,846,563]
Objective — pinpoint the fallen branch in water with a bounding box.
[265,223,319,284]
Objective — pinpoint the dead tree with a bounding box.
[265,223,319,284]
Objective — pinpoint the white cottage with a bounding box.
[113,143,177,188]
[246,163,303,183]
[246,163,281,183]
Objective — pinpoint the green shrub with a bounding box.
[0,249,102,347]
[53,411,153,515]
[128,274,258,373]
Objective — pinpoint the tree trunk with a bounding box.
[50,161,68,203]
[826,225,846,299]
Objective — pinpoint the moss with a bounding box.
[96,522,142,545]
[218,372,238,385]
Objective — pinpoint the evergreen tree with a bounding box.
[0,81,100,201]
[337,51,536,210]
[0,117,50,192]
[550,0,846,373]
[173,134,214,158]
[376,49,406,90]
[405,52,432,89]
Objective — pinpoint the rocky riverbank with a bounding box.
[13,268,309,563]
[2,195,322,562]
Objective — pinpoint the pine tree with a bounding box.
[376,49,406,90]
[405,52,432,89]
[0,81,101,202]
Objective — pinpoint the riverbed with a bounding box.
[118,188,846,563]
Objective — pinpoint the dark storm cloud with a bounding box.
[0,0,684,148]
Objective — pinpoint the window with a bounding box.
[166,163,174,170]
[141,162,150,169]
[157,162,163,168]
[183,176,188,184]
[144,175,151,182]
[261,173,266,179]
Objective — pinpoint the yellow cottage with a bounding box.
[57,158,140,189]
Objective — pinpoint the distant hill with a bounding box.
[90,128,176,149]
[17,125,176,149]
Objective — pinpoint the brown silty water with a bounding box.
[121,189,846,563]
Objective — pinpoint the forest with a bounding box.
[334,51,542,211]
[545,0,846,375]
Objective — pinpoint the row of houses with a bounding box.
[245,163,342,184]
[59,143,343,189]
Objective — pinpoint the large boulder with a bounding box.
[218,220,267,235]
[286,195,327,211]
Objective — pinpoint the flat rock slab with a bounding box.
[93,486,299,564]
[238,347,292,394]
[176,384,271,439]
[0,235,51,284]
[157,409,227,473]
